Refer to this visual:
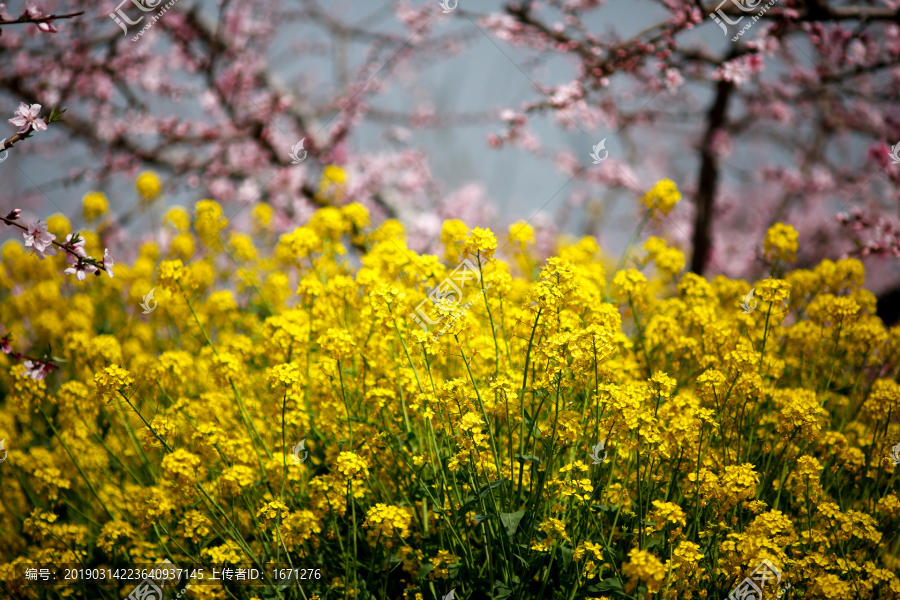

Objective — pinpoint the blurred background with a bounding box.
[2,0,900,317]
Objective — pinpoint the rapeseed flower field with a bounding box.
[1,176,899,600]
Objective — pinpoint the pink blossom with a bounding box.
[1,335,11,354]
[37,21,59,33]
[713,55,764,87]
[25,4,57,32]
[23,359,55,380]
[23,221,58,259]
[62,233,97,280]
[102,248,114,278]
[64,260,98,281]
[63,233,87,259]
[665,68,684,94]
[9,103,47,134]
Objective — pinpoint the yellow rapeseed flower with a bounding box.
[640,178,681,215]
[136,171,162,201]
[82,192,109,223]
[94,364,133,397]
[764,222,799,263]
[163,206,191,231]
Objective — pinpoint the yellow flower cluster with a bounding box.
[640,178,681,215]
[622,548,668,593]
[93,364,133,397]
[764,222,799,263]
[81,192,109,223]
[0,183,898,600]
[363,503,413,548]
[135,170,161,201]
[156,258,196,292]
[335,451,369,482]
[643,236,685,279]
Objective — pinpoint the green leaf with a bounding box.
[492,580,512,600]
[499,510,525,538]
[515,454,542,466]
[473,514,493,524]
[465,478,507,505]
[559,544,573,569]
[513,553,530,568]
[523,409,542,438]
[47,105,67,123]
[586,577,632,598]
[415,563,434,580]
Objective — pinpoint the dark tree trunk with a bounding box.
[690,78,734,275]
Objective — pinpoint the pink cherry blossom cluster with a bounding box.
[4,0,900,298]
[2,209,114,280]
[0,334,58,380]
[838,208,900,259]
[476,1,900,290]
[0,3,61,33]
